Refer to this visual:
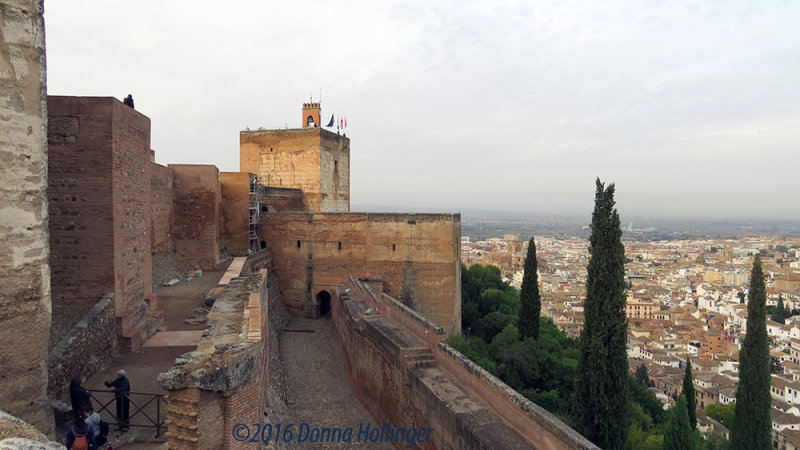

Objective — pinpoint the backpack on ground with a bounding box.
[71,425,89,450]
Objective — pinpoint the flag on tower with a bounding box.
[326,114,334,127]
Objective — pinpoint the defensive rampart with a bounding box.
[332,277,599,450]
[158,250,289,449]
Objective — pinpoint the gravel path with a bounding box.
[279,317,392,449]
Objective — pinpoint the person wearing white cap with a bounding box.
[104,369,131,431]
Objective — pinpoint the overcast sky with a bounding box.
[45,1,799,221]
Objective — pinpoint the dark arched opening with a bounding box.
[261,205,268,213]
[260,240,266,249]
[317,290,332,318]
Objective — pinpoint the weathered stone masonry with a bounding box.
[260,212,462,334]
[0,0,54,435]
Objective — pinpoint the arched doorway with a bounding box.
[316,290,332,318]
[260,241,266,249]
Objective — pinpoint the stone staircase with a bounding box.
[116,293,164,353]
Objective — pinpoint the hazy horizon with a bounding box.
[45,1,800,221]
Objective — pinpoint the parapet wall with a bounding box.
[0,0,53,435]
[332,277,598,450]
[260,212,461,333]
[47,296,117,403]
[158,256,270,449]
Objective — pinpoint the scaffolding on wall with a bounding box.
[248,174,262,251]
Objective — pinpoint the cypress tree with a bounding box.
[519,237,541,340]
[730,255,771,450]
[664,394,693,450]
[575,179,628,449]
[636,363,650,387]
[683,357,697,429]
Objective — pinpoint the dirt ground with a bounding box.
[82,261,230,448]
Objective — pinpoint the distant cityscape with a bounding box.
[461,220,800,444]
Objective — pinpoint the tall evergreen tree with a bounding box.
[683,357,697,429]
[575,179,628,449]
[664,394,693,450]
[636,363,650,387]
[730,255,771,450]
[773,295,790,324]
[519,237,541,340]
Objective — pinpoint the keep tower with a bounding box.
[240,103,350,212]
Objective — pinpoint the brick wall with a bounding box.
[259,212,461,333]
[151,163,174,254]
[48,96,158,353]
[170,165,220,270]
[219,172,250,256]
[48,97,116,309]
[110,99,153,311]
[0,0,53,435]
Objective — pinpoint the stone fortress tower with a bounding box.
[240,102,349,213]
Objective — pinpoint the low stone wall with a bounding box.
[0,410,62,449]
[158,275,262,450]
[46,296,116,403]
[241,248,272,276]
[333,277,598,450]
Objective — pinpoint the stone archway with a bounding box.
[316,290,332,318]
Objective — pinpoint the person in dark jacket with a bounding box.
[123,94,134,109]
[104,369,130,431]
[69,378,92,420]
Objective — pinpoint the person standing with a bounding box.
[69,378,92,420]
[104,369,130,431]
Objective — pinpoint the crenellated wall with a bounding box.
[332,277,599,450]
[260,212,461,334]
[0,0,53,435]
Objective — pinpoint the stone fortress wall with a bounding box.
[0,0,53,435]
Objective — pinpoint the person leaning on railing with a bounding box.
[104,369,131,432]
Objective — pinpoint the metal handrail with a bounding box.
[89,390,167,437]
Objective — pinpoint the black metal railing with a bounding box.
[89,391,167,437]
